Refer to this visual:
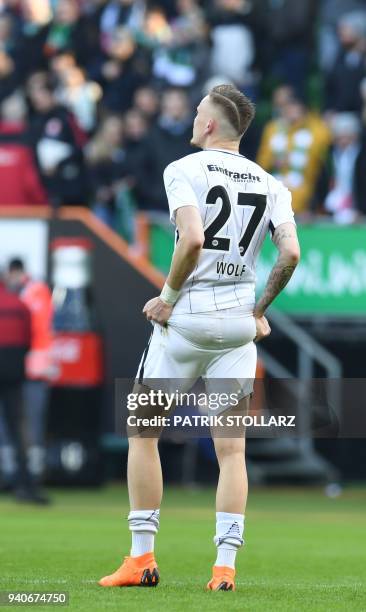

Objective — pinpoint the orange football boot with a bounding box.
[207,566,235,591]
[98,552,159,587]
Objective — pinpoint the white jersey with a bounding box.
[163,148,295,314]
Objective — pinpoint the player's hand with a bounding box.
[253,315,271,342]
[143,297,173,326]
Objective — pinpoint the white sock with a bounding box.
[215,546,237,569]
[131,532,154,557]
[214,512,245,569]
[128,509,160,558]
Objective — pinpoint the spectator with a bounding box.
[139,88,193,214]
[257,90,330,215]
[318,0,366,73]
[326,11,366,113]
[98,0,146,53]
[207,0,256,93]
[49,49,76,81]
[58,65,101,133]
[173,0,206,48]
[0,91,48,206]
[271,84,297,117]
[44,0,82,57]
[255,0,318,97]
[150,0,207,88]
[27,74,87,207]
[134,5,171,50]
[85,114,136,240]
[26,70,49,94]
[0,269,47,504]
[53,54,102,134]
[313,113,366,223]
[6,258,53,489]
[123,108,149,212]
[42,0,100,68]
[124,108,149,165]
[133,85,160,123]
[85,114,125,226]
[16,0,54,81]
[89,25,149,112]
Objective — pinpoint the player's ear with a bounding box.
[206,118,214,134]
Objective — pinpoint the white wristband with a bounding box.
[160,282,180,305]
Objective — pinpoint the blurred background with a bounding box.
[0,0,366,505]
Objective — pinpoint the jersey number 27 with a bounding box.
[203,186,266,256]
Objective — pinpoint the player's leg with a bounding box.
[99,383,164,587]
[125,322,199,570]
[128,437,162,510]
[99,320,202,588]
[214,398,248,514]
[127,382,165,562]
[208,397,249,591]
[204,313,257,591]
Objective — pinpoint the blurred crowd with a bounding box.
[1,0,366,238]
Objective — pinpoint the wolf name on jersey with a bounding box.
[163,149,295,314]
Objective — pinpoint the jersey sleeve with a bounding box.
[163,162,199,223]
[269,181,296,238]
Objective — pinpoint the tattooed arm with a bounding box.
[254,222,300,318]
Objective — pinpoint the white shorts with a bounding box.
[136,306,257,409]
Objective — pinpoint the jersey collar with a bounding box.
[205,148,245,158]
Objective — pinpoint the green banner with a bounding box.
[151,224,366,316]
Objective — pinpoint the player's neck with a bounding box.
[202,138,239,154]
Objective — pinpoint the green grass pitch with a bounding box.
[1,485,366,611]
